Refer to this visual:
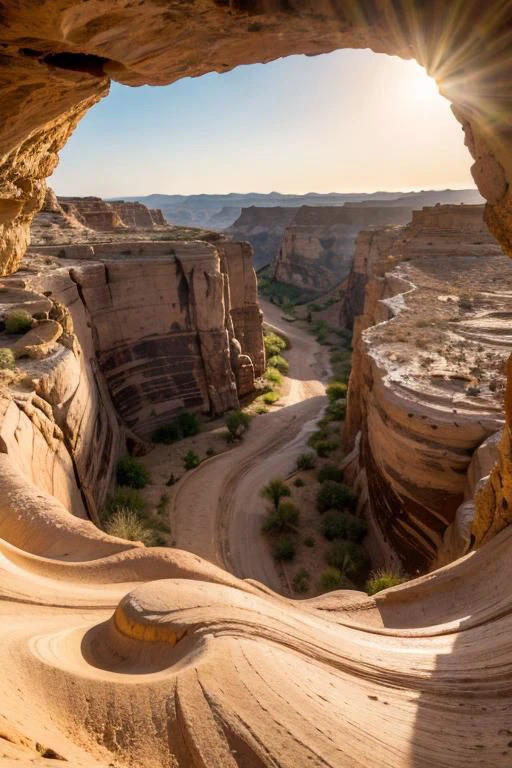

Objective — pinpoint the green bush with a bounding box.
[293,477,305,488]
[264,331,287,357]
[262,390,280,405]
[303,535,315,548]
[307,427,329,449]
[325,399,346,421]
[225,409,251,441]
[317,464,344,483]
[152,422,181,444]
[176,409,199,437]
[183,450,200,470]
[319,567,345,592]
[262,501,299,533]
[296,452,317,471]
[325,540,369,577]
[265,366,283,385]
[116,456,150,489]
[316,481,357,513]
[152,410,199,443]
[315,439,339,457]
[5,309,32,335]
[206,447,216,457]
[267,354,288,374]
[0,348,15,370]
[104,508,154,545]
[366,569,404,595]
[292,568,311,594]
[321,511,367,543]
[260,478,291,511]
[156,493,170,515]
[326,380,347,402]
[104,488,146,517]
[272,536,296,562]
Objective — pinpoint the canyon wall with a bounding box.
[25,240,264,440]
[226,206,299,271]
[274,205,413,291]
[344,205,510,572]
[0,270,123,522]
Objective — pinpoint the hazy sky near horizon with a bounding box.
[50,49,474,197]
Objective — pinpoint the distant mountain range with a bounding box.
[116,189,484,231]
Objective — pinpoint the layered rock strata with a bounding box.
[344,205,510,572]
[274,205,413,290]
[22,241,263,441]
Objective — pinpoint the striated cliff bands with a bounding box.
[274,205,413,291]
[344,205,510,571]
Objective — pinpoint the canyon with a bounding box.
[1,2,512,767]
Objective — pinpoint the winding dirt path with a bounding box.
[172,299,329,590]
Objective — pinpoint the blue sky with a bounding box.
[50,49,474,197]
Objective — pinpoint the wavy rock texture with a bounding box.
[344,205,511,571]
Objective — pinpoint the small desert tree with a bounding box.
[260,478,291,511]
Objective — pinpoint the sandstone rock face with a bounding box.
[227,206,299,270]
[274,205,413,290]
[110,200,161,229]
[343,205,511,572]
[58,196,127,231]
[0,271,123,521]
[22,240,264,440]
[149,207,167,226]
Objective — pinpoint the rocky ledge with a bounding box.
[343,205,512,572]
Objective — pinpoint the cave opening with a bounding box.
[2,4,512,766]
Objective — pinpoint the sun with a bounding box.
[407,62,441,103]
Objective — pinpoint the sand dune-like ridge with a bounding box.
[1,442,512,768]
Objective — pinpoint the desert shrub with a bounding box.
[260,478,291,511]
[265,366,282,385]
[255,404,269,414]
[296,452,316,471]
[458,293,474,311]
[262,501,299,533]
[176,409,199,437]
[0,348,15,370]
[225,409,251,441]
[272,536,296,562]
[156,493,170,515]
[315,439,339,457]
[310,320,330,344]
[267,354,288,374]
[307,427,329,449]
[116,456,150,489]
[5,309,32,335]
[264,331,287,357]
[319,567,345,591]
[317,464,344,483]
[321,511,367,543]
[104,508,154,545]
[325,540,369,577]
[262,390,279,405]
[104,487,146,517]
[326,380,347,402]
[366,569,404,595]
[325,399,346,421]
[292,568,311,594]
[303,535,315,547]
[152,422,181,444]
[316,481,356,513]
[183,450,200,470]
[152,410,199,443]
[293,477,305,488]
[206,447,216,457]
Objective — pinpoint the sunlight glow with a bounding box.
[406,63,441,103]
